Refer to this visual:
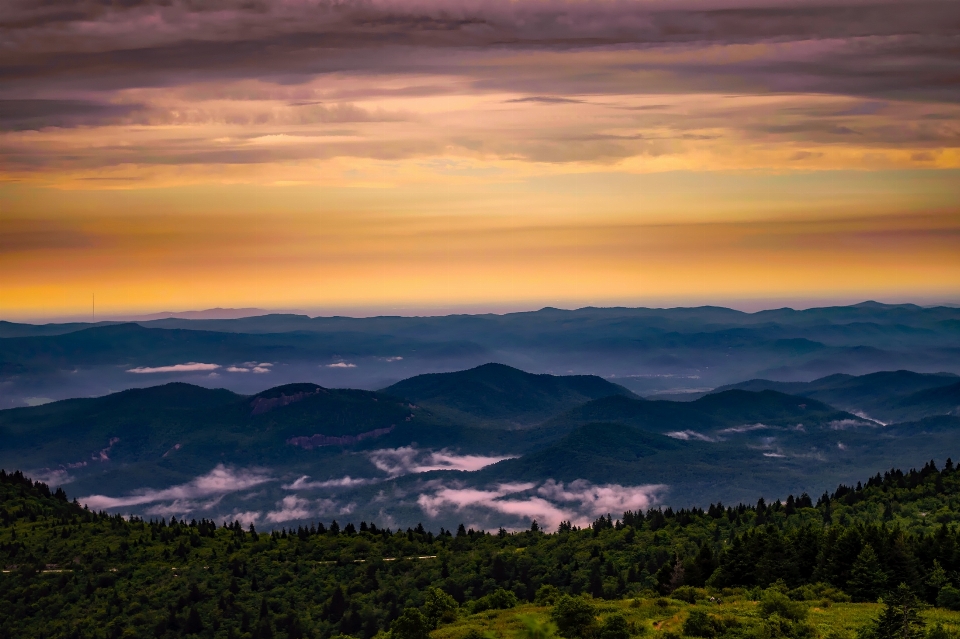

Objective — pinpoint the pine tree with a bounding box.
[873,584,925,639]
[848,544,888,602]
[184,606,203,634]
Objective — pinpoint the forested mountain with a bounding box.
[715,371,960,423]
[4,365,960,529]
[3,303,959,409]
[380,364,636,428]
[5,460,960,638]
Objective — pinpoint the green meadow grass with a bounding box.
[432,596,960,639]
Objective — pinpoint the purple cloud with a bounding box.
[80,464,272,510]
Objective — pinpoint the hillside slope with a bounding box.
[380,363,636,427]
[715,370,959,422]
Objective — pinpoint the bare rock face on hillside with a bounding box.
[250,387,325,415]
[286,425,396,449]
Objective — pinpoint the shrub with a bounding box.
[926,624,955,639]
[759,591,808,623]
[518,614,560,639]
[472,588,519,613]
[937,586,960,611]
[424,588,459,628]
[391,608,429,639]
[682,611,718,639]
[600,615,631,639]
[536,585,563,606]
[551,595,599,639]
[671,587,701,604]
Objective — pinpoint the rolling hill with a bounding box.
[3,361,960,528]
[715,370,959,422]
[379,363,636,427]
[3,302,960,410]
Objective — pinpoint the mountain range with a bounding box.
[2,301,959,410]
[2,360,960,530]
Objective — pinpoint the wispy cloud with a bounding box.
[227,362,273,373]
[224,510,262,527]
[80,464,272,510]
[718,423,772,435]
[505,97,584,104]
[665,430,716,442]
[326,362,357,368]
[266,496,314,523]
[828,418,876,430]
[368,446,516,476]
[127,362,220,374]
[416,479,665,530]
[283,475,376,490]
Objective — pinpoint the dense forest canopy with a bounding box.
[5,459,960,639]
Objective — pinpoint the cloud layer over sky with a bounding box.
[1,0,958,316]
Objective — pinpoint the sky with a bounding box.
[1,0,959,320]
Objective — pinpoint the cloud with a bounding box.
[718,423,772,434]
[505,97,584,104]
[283,475,376,490]
[31,469,73,486]
[224,511,262,526]
[1,0,957,183]
[538,479,664,516]
[79,464,272,510]
[227,362,273,373]
[0,99,143,131]
[368,446,516,476]
[665,430,716,442]
[266,496,313,523]
[851,411,886,425]
[127,362,220,374]
[828,418,875,430]
[416,479,665,530]
[326,362,357,368]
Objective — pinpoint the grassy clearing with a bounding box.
[433,596,960,639]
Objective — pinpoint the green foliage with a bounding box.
[599,614,631,639]
[472,590,520,613]
[848,546,888,603]
[759,591,808,623]
[392,609,430,639]
[937,588,960,612]
[551,596,598,639]
[683,611,720,638]
[536,585,563,606]
[517,614,559,639]
[671,587,702,604]
[872,584,927,639]
[6,457,960,638]
[425,588,460,628]
[926,623,955,639]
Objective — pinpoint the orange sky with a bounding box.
[1,1,958,319]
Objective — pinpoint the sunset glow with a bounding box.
[2,0,958,318]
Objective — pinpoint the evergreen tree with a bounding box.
[872,584,925,639]
[184,606,203,634]
[848,545,888,602]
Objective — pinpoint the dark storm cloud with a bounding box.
[0,0,958,103]
[0,99,143,130]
